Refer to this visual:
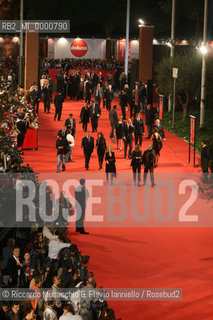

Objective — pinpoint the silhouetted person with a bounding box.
[81,131,94,170]
[75,179,89,234]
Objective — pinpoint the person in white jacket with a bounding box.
[59,302,82,320]
[66,129,75,162]
[43,301,58,320]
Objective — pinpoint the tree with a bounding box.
[155,52,202,120]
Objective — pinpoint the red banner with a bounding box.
[190,116,196,145]
[23,129,38,150]
[117,39,131,62]
[159,95,164,121]
[135,82,139,106]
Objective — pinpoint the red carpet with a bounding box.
[23,99,213,320]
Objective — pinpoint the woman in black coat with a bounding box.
[131,144,143,186]
[116,115,125,151]
[105,145,116,185]
[80,103,90,132]
[96,132,106,170]
[151,127,162,167]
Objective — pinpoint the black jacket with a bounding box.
[131,150,143,167]
[65,118,76,133]
[145,107,155,125]
[6,256,21,287]
[142,149,155,168]
[123,123,134,141]
[109,109,118,127]
[133,118,145,134]
[80,107,90,123]
[119,92,128,107]
[81,136,94,154]
[54,94,64,109]
[154,124,165,139]
[90,103,101,118]
[106,88,114,101]
[32,88,41,102]
[105,151,116,173]
[56,138,68,155]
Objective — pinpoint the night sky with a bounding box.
[1,0,213,40]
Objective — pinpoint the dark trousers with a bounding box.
[121,106,126,120]
[144,167,154,186]
[106,100,111,111]
[84,151,92,169]
[110,125,116,138]
[132,166,141,185]
[146,125,153,138]
[17,133,26,148]
[135,132,142,146]
[71,129,75,137]
[76,207,85,232]
[97,150,105,168]
[33,100,40,113]
[91,116,98,131]
[85,93,91,104]
[44,99,50,112]
[124,139,133,158]
[95,96,101,105]
[54,107,62,121]
[106,172,114,184]
[83,121,88,132]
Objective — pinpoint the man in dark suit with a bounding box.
[65,113,76,137]
[6,247,22,287]
[81,131,94,170]
[109,105,118,139]
[8,302,22,320]
[145,104,155,138]
[84,78,93,103]
[119,89,128,120]
[48,75,53,102]
[56,133,67,173]
[133,113,145,146]
[58,125,67,140]
[75,179,89,234]
[105,84,114,111]
[90,100,101,132]
[201,140,209,174]
[54,90,64,121]
[0,302,10,320]
[94,82,102,105]
[123,118,134,159]
[142,144,156,187]
[98,72,104,87]
[154,119,166,140]
[42,81,51,113]
[31,83,41,114]
[16,114,27,151]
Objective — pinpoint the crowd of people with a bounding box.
[0,69,119,320]
[0,78,40,172]
[0,221,116,319]
[52,69,166,187]
[41,59,124,71]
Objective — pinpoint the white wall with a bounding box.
[53,38,106,59]
[130,40,139,59]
